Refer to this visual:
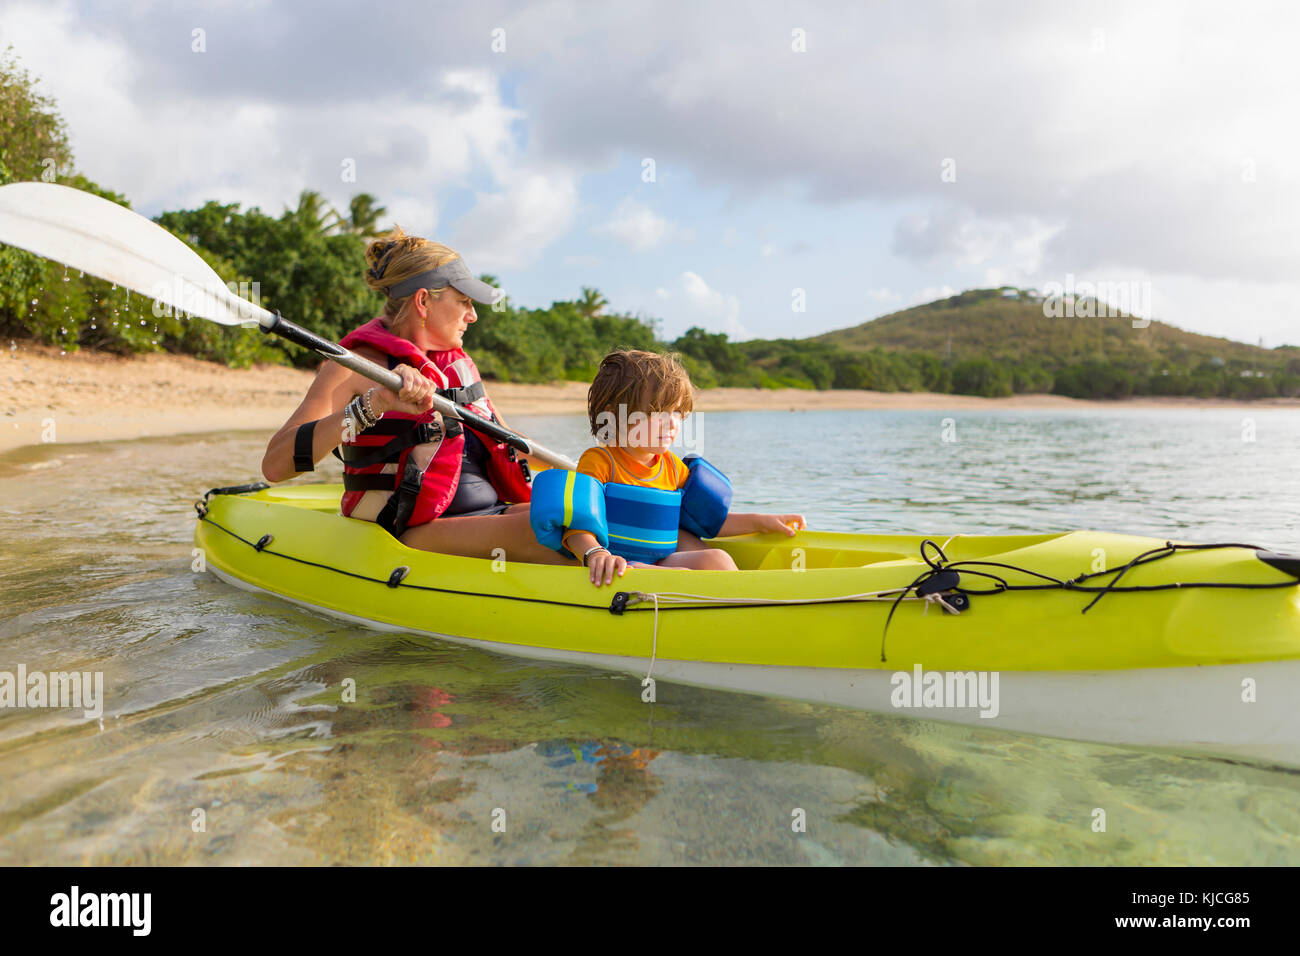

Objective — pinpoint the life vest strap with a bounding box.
[373,456,428,539]
[336,317,532,527]
[293,421,316,473]
[342,472,400,492]
[339,420,445,471]
[437,381,485,406]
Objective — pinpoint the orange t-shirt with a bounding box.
[561,446,690,553]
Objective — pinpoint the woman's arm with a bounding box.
[261,361,358,483]
[261,358,435,483]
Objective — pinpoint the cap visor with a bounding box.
[451,276,501,305]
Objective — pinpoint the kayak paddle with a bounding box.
[0,181,578,469]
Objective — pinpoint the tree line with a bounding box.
[2,48,1296,401]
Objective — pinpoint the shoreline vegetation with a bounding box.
[3,341,1296,455]
[2,46,1299,460]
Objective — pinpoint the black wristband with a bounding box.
[293,421,317,473]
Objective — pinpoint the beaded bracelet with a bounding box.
[345,395,376,432]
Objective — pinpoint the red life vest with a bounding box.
[337,318,531,536]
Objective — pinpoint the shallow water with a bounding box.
[1,407,1299,865]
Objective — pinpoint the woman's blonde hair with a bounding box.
[587,349,695,435]
[363,226,462,321]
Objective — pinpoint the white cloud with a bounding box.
[382,197,441,237]
[502,1,1300,338]
[1122,274,1300,347]
[893,206,1060,276]
[866,288,902,304]
[592,197,674,251]
[452,170,579,271]
[654,271,750,341]
[10,0,1300,344]
[0,3,578,270]
[905,286,958,308]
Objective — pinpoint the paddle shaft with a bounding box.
[263,312,578,470]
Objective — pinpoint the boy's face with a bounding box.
[625,409,683,455]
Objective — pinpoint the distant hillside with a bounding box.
[792,287,1300,398]
[815,288,1286,371]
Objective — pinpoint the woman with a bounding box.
[261,227,574,564]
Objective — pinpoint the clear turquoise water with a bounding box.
[1,407,1298,865]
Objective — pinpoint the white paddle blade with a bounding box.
[0,182,272,328]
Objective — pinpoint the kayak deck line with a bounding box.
[197,509,936,615]
[198,509,616,613]
[197,503,1300,618]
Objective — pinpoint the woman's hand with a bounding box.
[372,364,435,415]
[587,548,628,587]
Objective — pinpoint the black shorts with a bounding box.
[439,501,511,519]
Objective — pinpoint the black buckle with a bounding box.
[413,421,443,444]
[916,570,961,596]
[396,467,424,499]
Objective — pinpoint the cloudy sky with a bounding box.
[4,0,1298,345]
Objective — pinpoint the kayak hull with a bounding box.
[195,483,1300,764]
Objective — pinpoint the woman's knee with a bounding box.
[400,508,573,565]
[699,549,737,570]
[662,548,735,570]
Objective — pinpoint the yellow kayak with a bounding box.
[195,482,1300,764]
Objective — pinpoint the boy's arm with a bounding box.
[715,512,806,537]
[559,449,613,556]
[562,529,602,557]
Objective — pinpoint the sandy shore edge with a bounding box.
[3,343,1297,454]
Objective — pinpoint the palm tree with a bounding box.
[291,190,388,237]
[578,286,607,318]
[292,189,337,233]
[344,193,388,237]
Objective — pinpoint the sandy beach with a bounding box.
[3,341,1297,454]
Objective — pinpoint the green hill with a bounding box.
[805,288,1299,399]
[817,288,1281,367]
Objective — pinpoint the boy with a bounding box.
[563,350,805,587]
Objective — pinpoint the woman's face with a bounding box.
[408,286,478,351]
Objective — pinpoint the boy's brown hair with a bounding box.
[587,349,695,435]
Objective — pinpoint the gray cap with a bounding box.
[386,258,499,304]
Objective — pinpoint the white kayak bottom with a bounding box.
[213,566,1300,768]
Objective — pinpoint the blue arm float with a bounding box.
[529,468,609,557]
[604,483,681,562]
[679,455,732,539]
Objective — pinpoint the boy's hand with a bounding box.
[587,548,628,587]
[752,513,806,536]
